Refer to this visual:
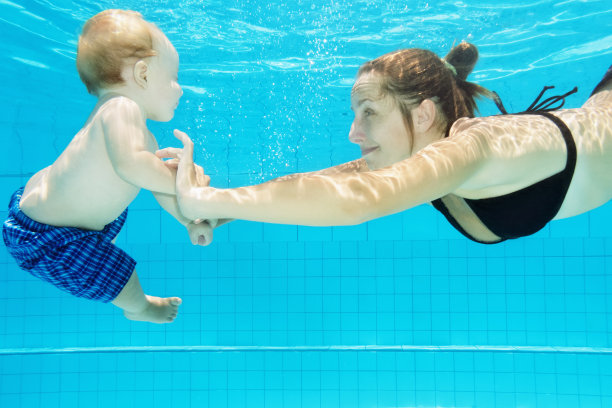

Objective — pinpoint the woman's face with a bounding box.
[349,73,413,170]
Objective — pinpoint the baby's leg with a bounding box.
[111,270,182,323]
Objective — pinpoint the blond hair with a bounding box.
[76,10,158,95]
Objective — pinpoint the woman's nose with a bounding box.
[348,121,364,144]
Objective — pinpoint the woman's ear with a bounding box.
[133,60,148,88]
[412,99,437,133]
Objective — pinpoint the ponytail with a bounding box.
[442,42,495,133]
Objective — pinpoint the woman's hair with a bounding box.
[357,42,493,135]
[76,10,158,95]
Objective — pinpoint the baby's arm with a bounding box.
[101,97,177,195]
[152,191,190,225]
[153,191,213,244]
[154,186,215,246]
[102,98,215,244]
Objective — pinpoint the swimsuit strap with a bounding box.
[491,85,578,115]
[491,84,578,188]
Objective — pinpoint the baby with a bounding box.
[2,10,211,323]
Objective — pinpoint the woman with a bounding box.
[163,42,612,244]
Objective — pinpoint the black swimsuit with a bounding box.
[431,86,581,244]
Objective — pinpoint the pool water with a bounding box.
[1,0,611,407]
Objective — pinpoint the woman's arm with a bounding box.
[294,158,369,176]
[174,130,487,226]
[156,142,368,226]
[197,162,368,229]
[260,158,368,183]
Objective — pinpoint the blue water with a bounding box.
[1,0,611,407]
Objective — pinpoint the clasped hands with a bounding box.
[156,129,214,247]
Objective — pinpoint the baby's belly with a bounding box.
[20,180,139,231]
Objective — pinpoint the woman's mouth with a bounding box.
[361,146,379,156]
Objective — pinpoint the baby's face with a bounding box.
[144,35,183,122]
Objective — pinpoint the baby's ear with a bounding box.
[133,60,148,88]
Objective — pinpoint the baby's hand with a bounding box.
[187,219,214,246]
[156,140,210,188]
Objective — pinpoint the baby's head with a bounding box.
[76,10,172,95]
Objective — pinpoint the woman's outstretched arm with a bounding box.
[173,129,487,226]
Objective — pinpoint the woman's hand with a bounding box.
[156,133,210,188]
[186,219,214,246]
[155,129,213,221]
[171,129,199,201]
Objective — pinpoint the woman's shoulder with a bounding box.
[446,115,523,149]
[448,111,586,147]
[445,113,570,177]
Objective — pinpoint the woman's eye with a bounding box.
[364,109,374,117]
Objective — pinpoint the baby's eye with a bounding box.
[364,109,375,117]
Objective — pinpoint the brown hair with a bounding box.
[76,10,158,95]
[356,42,492,136]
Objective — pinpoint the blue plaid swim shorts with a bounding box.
[2,188,136,302]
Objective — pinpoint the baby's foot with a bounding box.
[124,296,182,323]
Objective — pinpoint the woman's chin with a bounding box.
[364,159,379,170]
